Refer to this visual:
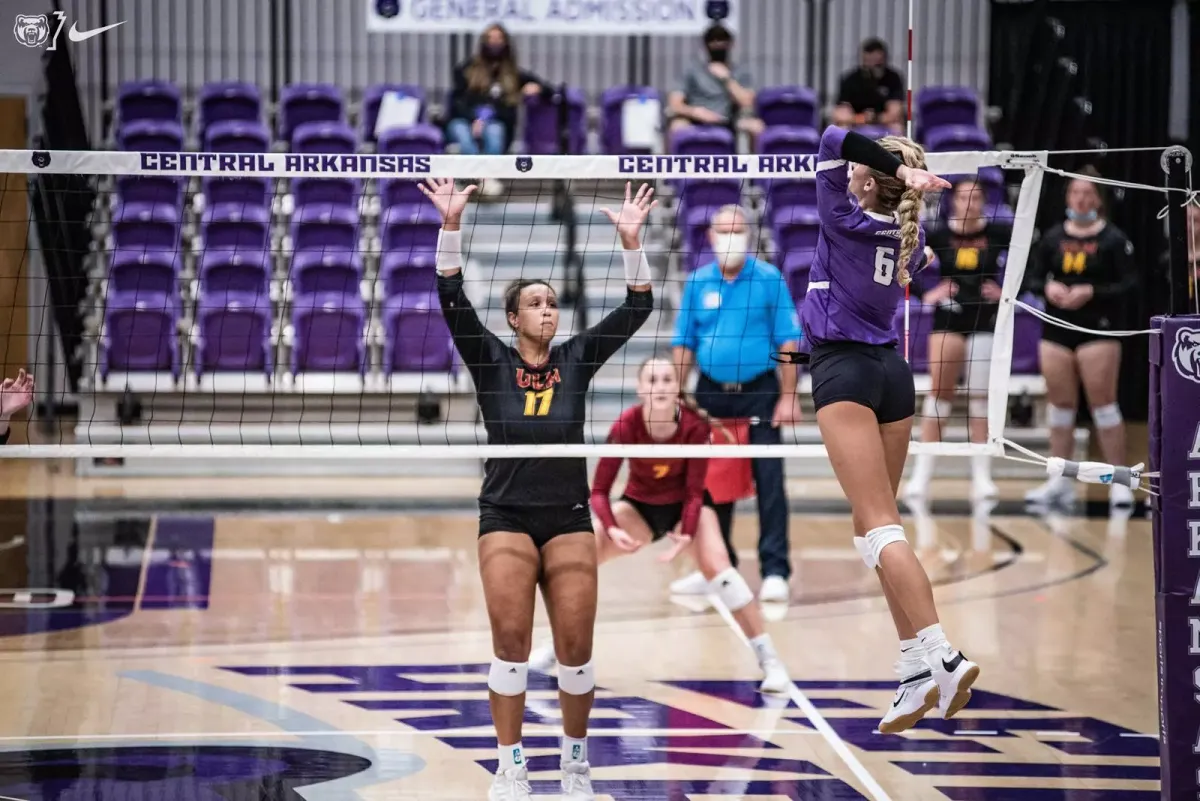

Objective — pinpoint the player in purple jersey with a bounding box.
[800,126,980,734]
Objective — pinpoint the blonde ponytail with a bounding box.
[895,187,923,286]
[872,135,929,287]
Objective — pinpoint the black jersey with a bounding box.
[925,221,1012,333]
[1026,222,1136,330]
[437,272,653,507]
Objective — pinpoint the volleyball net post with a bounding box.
[1151,145,1198,801]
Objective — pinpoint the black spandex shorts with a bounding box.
[1040,324,1114,352]
[809,341,916,424]
[619,492,716,541]
[478,501,594,548]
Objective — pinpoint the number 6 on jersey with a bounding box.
[874,245,896,286]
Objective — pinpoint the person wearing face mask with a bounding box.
[671,205,802,604]
[832,38,905,133]
[447,23,545,196]
[667,24,764,147]
[1023,166,1137,510]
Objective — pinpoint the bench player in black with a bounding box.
[421,177,655,801]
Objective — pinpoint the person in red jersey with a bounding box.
[530,357,791,694]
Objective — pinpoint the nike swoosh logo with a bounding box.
[67,20,125,41]
[942,652,965,673]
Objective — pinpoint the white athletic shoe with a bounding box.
[669,570,708,595]
[878,672,939,734]
[529,641,557,674]
[1025,476,1074,507]
[1109,482,1134,509]
[488,768,532,801]
[928,647,980,720]
[759,659,792,695]
[758,575,790,604]
[560,761,595,801]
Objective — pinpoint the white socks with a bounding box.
[898,637,925,679]
[916,623,950,660]
[750,633,778,665]
[562,735,587,765]
[498,741,526,773]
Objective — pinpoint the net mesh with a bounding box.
[7,147,1047,459]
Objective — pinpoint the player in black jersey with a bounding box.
[421,177,654,801]
[905,178,1011,502]
[1023,168,1136,509]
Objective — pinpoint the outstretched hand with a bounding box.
[601,182,658,249]
[607,527,642,553]
[419,178,477,225]
[658,527,692,563]
[898,165,951,193]
[0,369,33,420]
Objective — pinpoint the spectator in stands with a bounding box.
[667,24,764,148]
[0,369,33,445]
[671,205,801,603]
[832,38,905,133]
[446,23,544,196]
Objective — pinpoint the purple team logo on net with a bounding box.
[1171,327,1200,384]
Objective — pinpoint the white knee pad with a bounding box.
[1046,403,1076,429]
[968,397,989,421]
[1091,403,1122,429]
[853,524,908,570]
[964,334,994,394]
[557,661,595,695]
[922,394,952,420]
[488,658,529,696]
[709,567,754,612]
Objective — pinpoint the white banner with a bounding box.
[365,0,737,36]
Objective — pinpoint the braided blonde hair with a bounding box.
[871,136,928,287]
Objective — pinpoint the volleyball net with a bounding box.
[0,145,1162,469]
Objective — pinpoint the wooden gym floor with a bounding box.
[0,462,1158,800]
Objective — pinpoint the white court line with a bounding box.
[1034,731,1081,737]
[0,728,823,744]
[0,794,28,801]
[708,595,894,801]
[956,730,998,736]
[1119,732,1157,739]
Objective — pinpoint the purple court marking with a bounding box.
[139,517,215,610]
[937,789,1159,801]
[895,761,1159,781]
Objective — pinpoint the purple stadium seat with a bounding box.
[362,83,427,141]
[108,250,181,297]
[378,178,426,212]
[382,293,456,374]
[117,80,182,123]
[892,300,935,374]
[380,251,437,297]
[670,125,735,157]
[1013,295,1043,374]
[523,87,587,155]
[853,125,890,141]
[599,86,660,155]
[111,203,181,252]
[916,86,979,139]
[380,204,442,257]
[675,179,742,229]
[782,250,815,304]
[290,292,366,374]
[195,292,273,376]
[684,244,716,273]
[290,251,363,297]
[199,250,271,296]
[279,83,345,142]
[116,176,183,209]
[755,86,818,130]
[757,125,819,157]
[117,119,184,152]
[201,176,271,210]
[377,123,444,155]
[204,120,271,153]
[764,180,817,229]
[925,125,992,153]
[291,177,361,210]
[198,82,262,131]
[202,204,271,252]
[773,207,821,276]
[290,204,360,254]
[291,120,357,154]
[101,291,179,379]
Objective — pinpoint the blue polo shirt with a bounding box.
[672,257,803,384]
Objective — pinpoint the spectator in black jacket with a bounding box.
[832,38,905,133]
[0,369,33,445]
[446,24,544,197]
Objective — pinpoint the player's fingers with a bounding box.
[658,537,690,563]
[600,208,618,225]
[460,184,478,197]
[624,181,632,202]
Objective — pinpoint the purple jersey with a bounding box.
[801,125,925,346]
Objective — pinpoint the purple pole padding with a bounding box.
[1150,314,1200,801]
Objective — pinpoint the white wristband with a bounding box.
[436,228,463,275]
[622,247,652,285]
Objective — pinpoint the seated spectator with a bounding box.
[446,23,543,196]
[667,24,763,147]
[0,369,34,445]
[832,38,905,133]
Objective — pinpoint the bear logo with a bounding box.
[515,156,533,173]
[14,14,49,47]
[376,0,401,18]
[1171,327,1200,385]
[31,151,51,168]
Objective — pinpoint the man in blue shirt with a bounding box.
[672,205,802,602]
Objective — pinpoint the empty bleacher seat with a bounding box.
[201,204,271,252]
[205,120,271,153]
[1013,295,1043,374]
[916,86,980,139]
[380,204,441,258]
[925,125,992,153]
[362,83,427,141]
[279,83,345,143]
[101,291,179,379]
[291,121,357,154]
[290,292,366,374]
[200,176,271,211]
[117,119,184,152]
[670,125,735,157]
[291,177,361,210]
[108,250,181,297]
[198,81,263,132]
[290,203,360,253]
[756,125,819,157]
[111,202,181,252]
[379,251,437,297]
[378,178,425,213]
[117,80,182,123]
[523,87,587,155]
[378,123,444,155]
[755,86,818,130]
[773,206,821,277]
[382,293,455,374]
[194,292,273,377]
[198,250,272,296]
[599,86,660,155]
[763,179,816,230]
[290,251,363,297]
[115,176,184,210]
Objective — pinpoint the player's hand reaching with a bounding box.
[607,527,642,553]
[0,369,34,421]
[602,182,658,250]
[419,178,477,228]
[658,526,692,563]
[897,164,951,193]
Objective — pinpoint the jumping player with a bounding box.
[530,356,792,693]
[423,177,655,801]
[800,125,979,734]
